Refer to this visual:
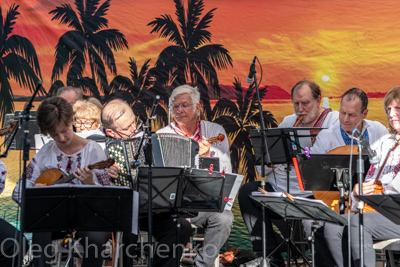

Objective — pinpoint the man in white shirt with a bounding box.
[157,85,233,267]
[301,88,388,265]
[101,99,192,267]
[238,80,339,265]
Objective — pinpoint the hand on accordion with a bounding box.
[106,163,121,179]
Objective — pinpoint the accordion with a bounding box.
[152,133,199,168]
[105,137,147,189]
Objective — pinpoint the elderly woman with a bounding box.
[321,86,400,267]
[73,98,103,134]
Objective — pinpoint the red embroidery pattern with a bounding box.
[366,164,377,179]
[26,158,37,180]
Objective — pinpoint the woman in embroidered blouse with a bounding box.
[13,97,117,267]
[322,86,400,267]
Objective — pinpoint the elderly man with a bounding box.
[101,99,192,267]
[156,84,234,267]
[301,88,388,265]
[238,80,339,265]
[57,86,83,105]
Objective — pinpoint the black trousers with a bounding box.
[32,230,111,267]
[0,218,28,266]
[123,212,192,267]
[238,181,283,254]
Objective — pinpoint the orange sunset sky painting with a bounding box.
[3,0,400,103]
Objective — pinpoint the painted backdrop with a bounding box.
[1,0,399,182]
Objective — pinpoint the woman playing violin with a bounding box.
[12,96,118,267]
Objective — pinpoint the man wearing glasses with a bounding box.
[102,99,143,139]
[157,85,234,267]
[101,98,192,267]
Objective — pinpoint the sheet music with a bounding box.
[224,173,244,210]
[251,191,328,206]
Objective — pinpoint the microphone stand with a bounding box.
[140,95,159,267]
[356,142,365,267]
[17,81,43,267]
[251,60,272,267]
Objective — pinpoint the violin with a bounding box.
[0,121,17,137]
[35,158,115,186]
[207,134,225,144]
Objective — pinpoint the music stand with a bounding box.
[251,193,347,266]
[25,185,138,233]
[294,154,369,214]
[250,128,323,165]
[25,185,138,267]
[137,167,230,213]
[250,128,322,266]
[357,194,400,225]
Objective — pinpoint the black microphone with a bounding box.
[246,56,257,84]
[353,129,380,164]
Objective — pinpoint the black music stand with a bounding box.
[250,128,323,165]
[137,167,227,213]
[295,154,369,214]
[25,186,138,267]
[251,193,347,266]
[357,194,400,225]
[25,186,138,233]
[250,127,322,266]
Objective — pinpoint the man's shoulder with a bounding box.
[279,114,297,127]
[156,125,173,133]
[322,110,339,127]
[201,120,224,129]
[365,119,387,129]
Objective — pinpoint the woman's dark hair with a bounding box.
[37,97,73,135]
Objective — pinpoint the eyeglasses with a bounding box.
[111,119,143,139]
[172,103,193,111]
[74,119,97,129]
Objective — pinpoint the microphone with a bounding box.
[149,95,160,120]
[246,56,257,83]
[353,129,380,164]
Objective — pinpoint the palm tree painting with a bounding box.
[0,4,44,125]
[212,78,278,182]
[148,0,233,119]
[108,57,168,128]
[49,0,128,97]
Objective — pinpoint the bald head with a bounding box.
[102,99,138,139]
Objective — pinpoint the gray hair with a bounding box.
[56,86,83,100]
[170,84,201,106]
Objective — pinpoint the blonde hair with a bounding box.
[73,99,102,124]
[384,86,400,135]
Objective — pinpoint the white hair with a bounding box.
[170,85,201,116]
[170,85,200,106]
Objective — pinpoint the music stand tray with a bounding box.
[250,193,347,225]
[25,185,138,234]
[250,127,323,164]
[137,167,239,213]
[295,154,369,191]
[358,194,400,225]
